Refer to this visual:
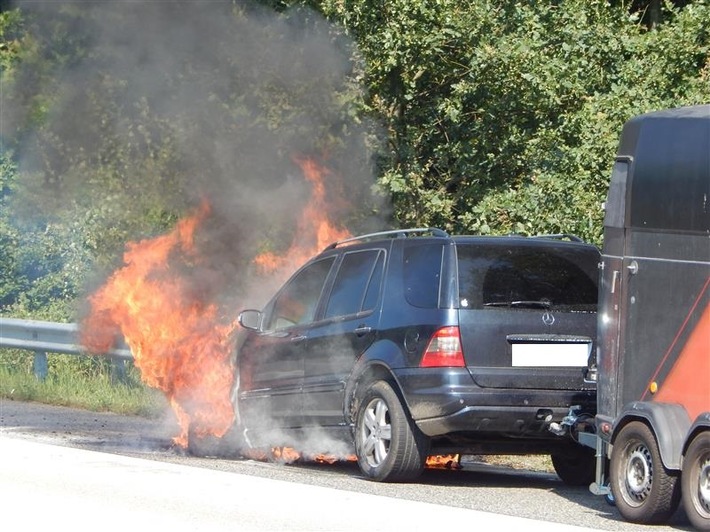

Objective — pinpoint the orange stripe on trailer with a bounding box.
[653,303,710,421]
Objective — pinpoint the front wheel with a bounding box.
[188,382,248,458]
[354,380,429,482]
[682,431,710,531]
[610,421,680,524]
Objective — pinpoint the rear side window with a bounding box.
[403,243,443,308]
[457,244,598,311]
[324,250,384,319]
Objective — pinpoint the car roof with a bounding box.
[322,228,599,254]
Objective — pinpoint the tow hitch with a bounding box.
[549,405,597,449]
[549,406,613,500]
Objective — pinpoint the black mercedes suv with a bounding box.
[234,228,599,484]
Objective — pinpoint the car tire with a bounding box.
[610,421,681,524]
[355,380,429,482]
[681,431,710,531]
[551,444,596,486]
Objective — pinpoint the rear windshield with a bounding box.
[457,244,599,311]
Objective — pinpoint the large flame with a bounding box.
[254,156,351,277]
[81,199,236,447]
[81,157,351,450]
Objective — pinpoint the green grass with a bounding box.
[0,350,168,417]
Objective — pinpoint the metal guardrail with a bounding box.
[0,317,133,380]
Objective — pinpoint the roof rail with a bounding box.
[325,227,448,250]
[529,234,585,242]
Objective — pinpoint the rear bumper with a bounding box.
[414,404,581,438]
[394,368,596,438]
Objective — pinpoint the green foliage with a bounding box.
[0,8,24,73]
[319,0,710,243]
[0,153,22,307]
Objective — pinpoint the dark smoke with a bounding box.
[3,0,390,309]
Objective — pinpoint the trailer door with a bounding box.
[597,159,630,420]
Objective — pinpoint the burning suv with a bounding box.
[233,228,600,483]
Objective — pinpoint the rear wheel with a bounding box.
[681,431,710,531]
[355,380,429,482]
[551,444,596,486]
[610,421,680,524]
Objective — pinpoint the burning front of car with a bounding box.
[80,156,353,457]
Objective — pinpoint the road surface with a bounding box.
[0,399,694,531]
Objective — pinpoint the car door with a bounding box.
[237,256,336,430]
[301,248,385,426]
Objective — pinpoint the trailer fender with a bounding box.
[682,412,710,457]
[611,401,691,471]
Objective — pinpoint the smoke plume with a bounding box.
[4,0,387,302]
[2,0,390,453]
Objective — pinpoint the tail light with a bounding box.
[420,326,465,367]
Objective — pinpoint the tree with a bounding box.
[318,0,710,244]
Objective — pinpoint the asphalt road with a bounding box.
[0,399,694,531]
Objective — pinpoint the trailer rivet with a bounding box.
[649,382,658,394]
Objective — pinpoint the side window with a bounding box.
[266,257,335,330]
[324,250,384,319]
[604,160,628,229]
[403,243,443,308]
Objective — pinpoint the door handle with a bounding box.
[627,260,639,275]
[290,335,307,342]
[354,325,372,337]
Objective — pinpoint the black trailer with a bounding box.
[591,105,710,529]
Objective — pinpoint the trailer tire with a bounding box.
[682,431,710,531]
[610,421,681,524]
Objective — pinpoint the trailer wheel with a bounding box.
[610,421,681,524]
[682,431,710,531]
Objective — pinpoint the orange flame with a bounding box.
[254,156,351,278]
[242,447,461,470]
[241,446,357,465]
[81,200,236,447]
[426,454,462,469]
[81,157,352,451]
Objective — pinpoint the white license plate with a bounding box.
[511,342,589,367]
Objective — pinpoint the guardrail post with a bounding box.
[33,350,48,380]
[111,357,128,384]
